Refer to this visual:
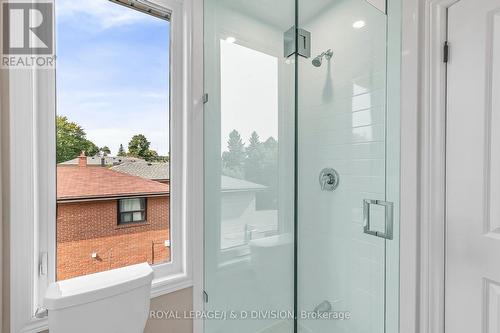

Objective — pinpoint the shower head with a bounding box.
[312,49,333,67]
[312,56,322,67]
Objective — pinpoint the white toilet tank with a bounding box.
[44,263,154,333]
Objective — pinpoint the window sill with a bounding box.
[116,220,150,229]
[150,273,193,298]
[18,317,49,333]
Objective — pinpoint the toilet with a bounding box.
[44,263,154,333]
[249,234,294,309]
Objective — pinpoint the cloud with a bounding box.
[57,88,170,155]
[56,0,157,29]
[55,0,170,155]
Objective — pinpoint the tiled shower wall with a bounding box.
[297,1,388,332]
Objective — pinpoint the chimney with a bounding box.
[78,151,87,167]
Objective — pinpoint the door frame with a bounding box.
[417,0,460,332]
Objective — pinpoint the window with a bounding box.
[55,0,172,281]
[6,0,198,330]
[118,198,147,224]
[219,40,280,251]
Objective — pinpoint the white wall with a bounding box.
[1,68,5,333]
[146,288,194,333]
[1,66,9,333]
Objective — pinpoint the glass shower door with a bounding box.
[296,1,399,333]
[203,1,296,333]
[203,0,401,332]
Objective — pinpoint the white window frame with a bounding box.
[5,0,200,332]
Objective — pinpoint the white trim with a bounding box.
[0,37,6,333]
[146,0,187,283]
[399,0,422,332]
[418,1,460,333]
[34,61,57,325]
[398,1,453,332]
[7,0,200,331]
[8,65,43,333]
[150,273,193,298]
[187,1,205,332]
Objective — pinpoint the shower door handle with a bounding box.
[363,199,394,240]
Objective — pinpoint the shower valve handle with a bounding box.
[319,168,340,191]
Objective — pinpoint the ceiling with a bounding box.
[218,0,339,30]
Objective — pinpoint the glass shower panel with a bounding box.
[204,1,295,332]
[296,1,393,333]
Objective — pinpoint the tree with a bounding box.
[128,134,151,158]
[127,134,159,162]
[56,115,99,163]
[220,130,279,209]
[143,149,159,161]
[155,154,170,162]
[117,144,126,157]
[247,132,261,154]
[257,136,279,209]
[244,131,264,183]
[100,146,111,157]
[222,130,246,178]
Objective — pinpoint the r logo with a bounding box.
[2,2,53,55]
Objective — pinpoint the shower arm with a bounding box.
[321,49,333,60]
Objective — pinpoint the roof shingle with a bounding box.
[57,165,169,201]
[60,156,144,166]
[110,162,169,181]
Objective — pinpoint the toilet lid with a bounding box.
[44,263,153,310]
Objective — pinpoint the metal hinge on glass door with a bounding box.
[284,27,311,58]
[363,199,394,240]
[443,41,450,63]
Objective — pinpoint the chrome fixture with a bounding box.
[319,168,340,191]
[35,307,48,319]
[284,27,311,58]
[244,224,257,243]
[363,199,394,240]
[314,300,332,313]
[312,49,333,67]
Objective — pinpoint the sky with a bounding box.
[56,0,170,156]
[220,40,279,149]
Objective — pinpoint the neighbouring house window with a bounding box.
[118,198,147,224]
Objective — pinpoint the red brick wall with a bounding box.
[57,196,170,281]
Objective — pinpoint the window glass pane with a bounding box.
[219,41,280,250]
[122,213,133,223]
[133,212,144,221]
[55,0,171,281]
[120,198,143,212]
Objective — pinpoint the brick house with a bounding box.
[56,154,170,281]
